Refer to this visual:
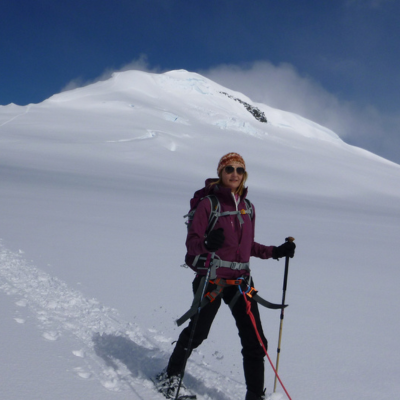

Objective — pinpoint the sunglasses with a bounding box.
[224,165,246,175]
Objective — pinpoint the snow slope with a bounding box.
[1,69,399,400]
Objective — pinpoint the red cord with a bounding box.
[243,293,292,400]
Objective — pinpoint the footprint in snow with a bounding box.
[212,351,224,360]
[154,335,172,343]
[16,299,28,307]
[42,331,60,341]
[73,367,92,379]
[72,349,85,358]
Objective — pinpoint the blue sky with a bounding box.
[1,0,399,163]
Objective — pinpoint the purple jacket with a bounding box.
[185,179,274,279]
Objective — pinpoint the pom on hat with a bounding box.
[217,152,246,175]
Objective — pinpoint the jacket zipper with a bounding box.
[231,193,243,261]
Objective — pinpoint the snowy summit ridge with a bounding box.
[44,69,341,144]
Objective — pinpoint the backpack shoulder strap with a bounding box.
[244,198,253,220]
[205,195,220,234]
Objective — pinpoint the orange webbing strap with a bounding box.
[205,277,238,302]
[209,278,243,286]
[225,279,244,286]
[205,286,223,302]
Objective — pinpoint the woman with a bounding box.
[155,152,295,400]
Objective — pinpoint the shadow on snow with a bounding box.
[93,333,234,400]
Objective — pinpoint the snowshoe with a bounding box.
[153,368,196,399]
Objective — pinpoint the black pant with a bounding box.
[167,276,268,396]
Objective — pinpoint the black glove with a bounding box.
[272,240,296,259]
[204,228,225,252]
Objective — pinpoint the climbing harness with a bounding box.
[176,276,286,327]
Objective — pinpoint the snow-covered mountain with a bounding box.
[1,69,399,400]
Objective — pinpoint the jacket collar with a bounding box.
[205,178,248,204]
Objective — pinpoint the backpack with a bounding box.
[183,185,253,272]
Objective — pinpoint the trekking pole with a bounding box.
[174,252,214,400]
[274,237,294,393]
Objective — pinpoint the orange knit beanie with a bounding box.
[217,152,246,175]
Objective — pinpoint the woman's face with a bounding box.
[220,162,245,192]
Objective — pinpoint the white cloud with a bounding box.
[60,55,161,92]
[200,61,356,138]
[200,61,400,164]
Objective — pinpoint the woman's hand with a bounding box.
[272,240,296,259]
[204,228,225,252]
